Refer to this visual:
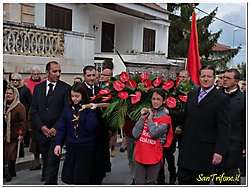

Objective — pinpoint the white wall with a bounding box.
[116,18,134,52]
[35,3,90,33]
[35,4,45,27]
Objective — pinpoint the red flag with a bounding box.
[186,11,201,85]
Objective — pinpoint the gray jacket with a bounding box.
[132,106,169,145]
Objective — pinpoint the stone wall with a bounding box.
[3,3,35,24]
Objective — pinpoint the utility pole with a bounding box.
[232,27,238,67]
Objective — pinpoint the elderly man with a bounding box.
[100,68,113,88]
[25,66,45,94]
[25,66,45,171]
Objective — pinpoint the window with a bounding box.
[143,28,155,52]
[101,22,115,52]
[46,4,72,31]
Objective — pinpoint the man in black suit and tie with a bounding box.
[82,65,100,99]
[82,65,111,184]
[165,65,231,184]
[31,61,71,184]
[213,68,246,184]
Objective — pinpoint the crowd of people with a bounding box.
[3,61,246,185]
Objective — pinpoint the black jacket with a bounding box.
[31,80,71,137]
[170,87,231,173]
[219,86,246,168]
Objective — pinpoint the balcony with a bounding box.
[3,21,95,81]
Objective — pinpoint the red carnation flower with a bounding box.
[126,79,137,89]
[120,72,130,82]
[102,94,112,102]
[118,92,129,99]
[139,72,149,82]
[143,79,152,90]
[179,95,188,102]
[131,91,142,104]
[113,80,125,91]
[162,80,174,90]
[153,76,162,87]
[166,97,177,108]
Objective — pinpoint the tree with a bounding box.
[167,3,240,71]
[237,62,246,80]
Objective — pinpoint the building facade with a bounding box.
[3,3,178,83]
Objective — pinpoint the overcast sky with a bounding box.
[197,3,247,66]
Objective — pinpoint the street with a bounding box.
[3,145,152,185]
[3,144,246,185]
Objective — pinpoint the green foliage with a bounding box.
[167,3,240,71]
[100,72,195,130]
[237,62,246,80]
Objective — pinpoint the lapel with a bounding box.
[189,88,199,107]
[40,81,47,104]
[48,81,60,104]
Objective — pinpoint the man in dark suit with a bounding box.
[82,65,111,184]
[166,65,231,184]
[214,68,246,184]
[31,61,71,184]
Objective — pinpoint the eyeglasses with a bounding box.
[32,73,40,76]
[11,79,21,82]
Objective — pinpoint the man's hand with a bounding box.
[212,153,223,165]
[175,126,182,135]
[242,149,246,157]
[41,125,50,137]
[54,145,61,156]
[48,128,57,137]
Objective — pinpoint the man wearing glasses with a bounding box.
[214,69,246,184]
[100,68,113,88]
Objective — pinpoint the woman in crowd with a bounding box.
[54,83,97,185]
[4,86,26,182]
[132,88,172,184]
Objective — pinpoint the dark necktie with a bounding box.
[46,83,54,101]
[90,86,94,96]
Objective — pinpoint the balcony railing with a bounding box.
[3,21,64,57]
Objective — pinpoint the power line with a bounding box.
[195,7,246,30]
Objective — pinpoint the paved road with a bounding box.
[3,145,142,185]
[3,145,246,185]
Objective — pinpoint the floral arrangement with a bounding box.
[92,71,196,130]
